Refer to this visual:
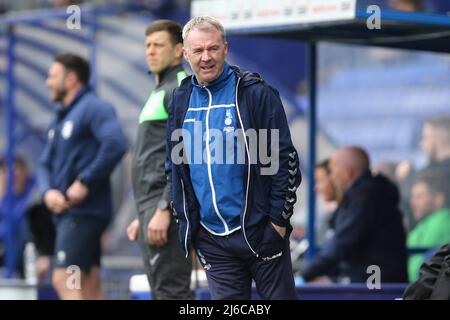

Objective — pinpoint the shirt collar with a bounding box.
[192,62,234,90]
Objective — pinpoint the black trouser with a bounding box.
[194,225,297,300]
[137,210,193,300]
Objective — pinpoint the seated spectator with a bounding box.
[310,159,343,283]
[315,159,342,205]
[419,116,450,184]
[302,146,408,283]
[396,116,450,232]
[314,159,342,244]
[407,172,450,282]
[0,155,38,276]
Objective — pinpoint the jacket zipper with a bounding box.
[178,87,194,258]
[180,178,190,258]
[234,77,258,257]
[204,86,230,233]
[179,77,257,256]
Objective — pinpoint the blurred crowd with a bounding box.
[305,116,450,284]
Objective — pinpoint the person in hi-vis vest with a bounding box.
[126,20,193,300]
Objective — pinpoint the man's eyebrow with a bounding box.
[146,40,163,46]
[191,44,220,50]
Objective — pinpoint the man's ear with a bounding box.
[345,168,355,186]
[182,46,188,61]
[174,43,183,60]
[224,41,228,56]
[65,71,78,88]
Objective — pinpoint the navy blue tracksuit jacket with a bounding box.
[166,66,302,259]
[37,87,128,221]
[302,172,408,283]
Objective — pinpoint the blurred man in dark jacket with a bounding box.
[302,146,408,283]
[38,53,127,299]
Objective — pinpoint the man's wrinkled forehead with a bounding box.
[185,27,224,46]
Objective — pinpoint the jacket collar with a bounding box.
[149,64,184,88]
[174,64,264,122]
[191,62,234,91]
[230,65,263,87]
[178,64,263,92]
[57,86,90,120]
[345,170,372,195]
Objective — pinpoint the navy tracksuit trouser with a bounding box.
[194,224,297,300]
